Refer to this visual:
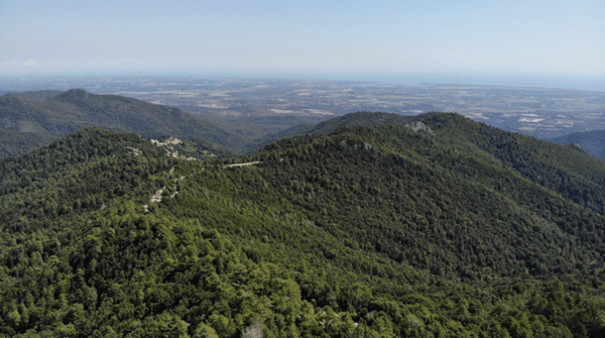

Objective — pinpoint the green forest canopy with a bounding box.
[1,112,605,337]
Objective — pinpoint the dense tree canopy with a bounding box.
[0,89,248,157]
[2,113,605,336]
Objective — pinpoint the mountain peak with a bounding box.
[54,88,93,101]
[66,88,90,95]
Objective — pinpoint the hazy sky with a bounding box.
[0,0,604,87]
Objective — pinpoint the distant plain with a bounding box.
[1,76,604,141]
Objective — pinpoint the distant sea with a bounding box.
[216,72,605,92]
[2,72,604,92]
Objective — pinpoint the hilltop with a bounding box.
[1,112,605,336]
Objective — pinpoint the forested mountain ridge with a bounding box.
[2,113,605,336]
[8,90,64,101]
[302,112,605,213]
[250,111,416,151]
[0,89,247,156]
[303,111,416,135]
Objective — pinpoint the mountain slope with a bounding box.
[8,90,63,101]
[246,114,605,277]
[0,89,247,156]
[0,129,53,158]
[2,114,605,336]
[552,129,605,160]
[0,128,366,337]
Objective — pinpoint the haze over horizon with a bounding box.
[1,0,604,91]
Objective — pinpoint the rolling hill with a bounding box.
[1,112,605,336]
[552,130,605,160]
[0,89,249,156]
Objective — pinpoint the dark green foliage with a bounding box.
[0,130,53,158]
[420,113,605,214]
[0,89,247,157]
[552,129,605,160]
[8,90,64,101]
[303,111,416,135]
[250,124,605,279]
[2,113,605,336]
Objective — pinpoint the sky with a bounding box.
[0,0,604,89]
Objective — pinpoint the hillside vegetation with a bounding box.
[1,113,605,337]
[552,130,605,160]
[0,89,248,156]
